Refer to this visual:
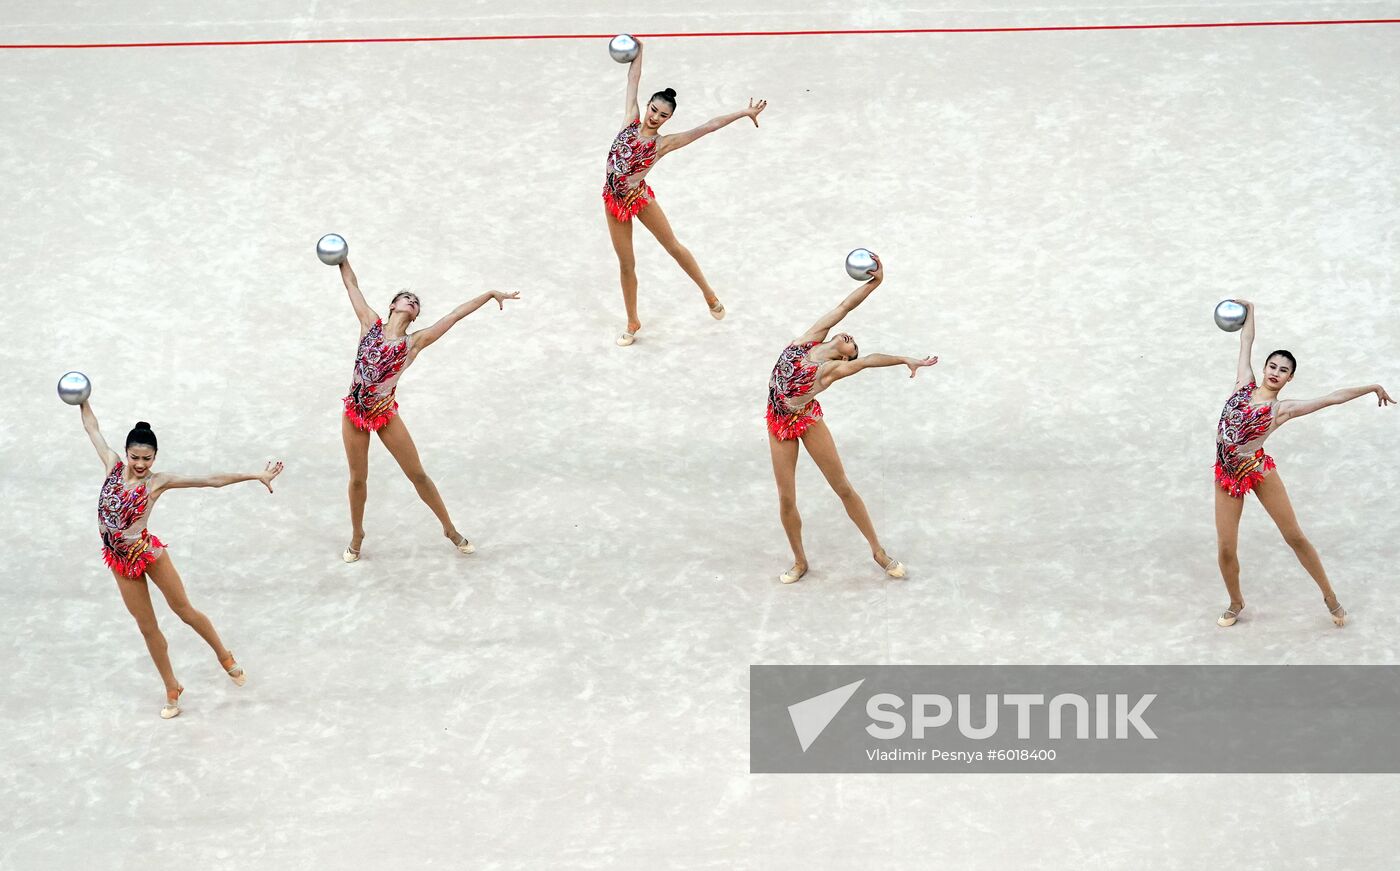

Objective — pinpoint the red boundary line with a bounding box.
[2,18,1399,49]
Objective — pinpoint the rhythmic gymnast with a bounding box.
[337,255,518,562]
[603,37,766,346]
[79,406,282,718]
[1213,300,1393,628]
[765,256,938,584]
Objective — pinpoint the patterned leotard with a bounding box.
[767,341,824,440]
[603,120,659,221]
[99,461,166,578]
[1215,381,1278,497]
[344,319,410,432]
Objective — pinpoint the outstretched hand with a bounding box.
[491,291,521,310]
[259,460,284,493]
[907,356,939,378]
[745,98,768,127]
[1377,385,1395,406]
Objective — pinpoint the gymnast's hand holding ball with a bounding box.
[849,255,936,376]
[57,371,92,405]
[845,248,878,280]
[317,233,349,266]
[1213,298,1248,332]
[609,34,640,64]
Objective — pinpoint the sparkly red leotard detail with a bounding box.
[767,341,824,440]
[1215,381,1277,497]
[344,319,410,432]
[98,461,166,578]
[603,120,659,221]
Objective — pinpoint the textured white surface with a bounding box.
[2,2,1399,868]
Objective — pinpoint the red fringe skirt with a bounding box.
[603,183,654,222]
[1214,448,1276,498]
[344,394,399,432]
[102,531,167,579]
[767,400,823,441]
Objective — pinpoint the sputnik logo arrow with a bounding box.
[787,679,865,752]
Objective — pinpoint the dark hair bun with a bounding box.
[125,421,159,452]
[663,88,676,99]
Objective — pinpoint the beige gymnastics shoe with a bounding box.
[220,653,246,687]
[1325,597,1347,628]
[160,685,184,720]
[450,532,476,555]
[878,554,906,580]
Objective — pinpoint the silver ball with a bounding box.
[609,34,639,64]
[316,233,349,266]
[845,248,877,280]
[1214,299,1248,332]
[57,371,91,405]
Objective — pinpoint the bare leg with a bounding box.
[146,553,233,664]
[113,570,179,694]
[376,414,467,548]
[1252,472,1344,623]
[342,414,370,555]
[799,421,894,573]
[636,200,721,311]
[605,206,641,337]
[1214,484,1246,620]
[768,431,805,580]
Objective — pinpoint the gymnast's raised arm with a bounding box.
[78,400,120,471]
[819,354,939,389]
[1233,298,1256,390]
[798,255,884,344]
[623,38,644,123]
[340,257,380,331]
[153,461,284,496]
[411,291,520,354]
[657,99,767,156]
[1276,383,1394,426]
